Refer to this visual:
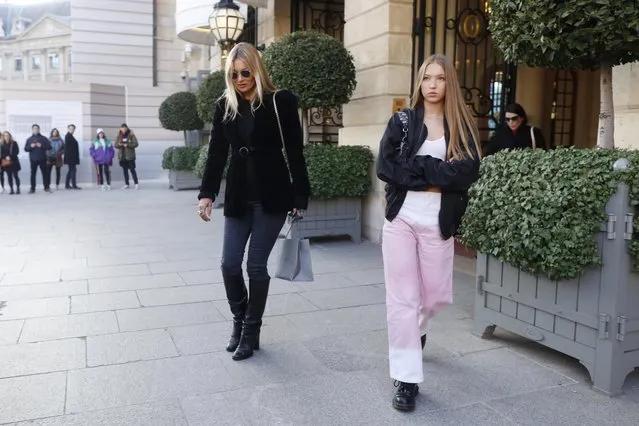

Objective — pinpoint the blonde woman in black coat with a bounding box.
[197,42,311,362]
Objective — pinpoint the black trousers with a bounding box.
[221,202,286,281]
[121,160,138,185]
[48,164,62,186]
[30,160,49,190]
[97,164,111,185]
[66,164,77,188]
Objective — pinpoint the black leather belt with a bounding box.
[238,146,251,157]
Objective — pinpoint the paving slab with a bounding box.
[71,291,140,313]
[0,372,66,424]
[0,280,87,301]
[0,320,23,345]
[20,311,119,343]
[87,329,179,367]
[116,302,225,332]
[0,338,85,378]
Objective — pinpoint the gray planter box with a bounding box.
[287,197,362,243]
[168,170,200,191]
[474,183,639,396]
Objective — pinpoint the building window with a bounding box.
[49,53,60,69]
[32,55,42,70]
[68,51,72,69]
[14,57,22,72]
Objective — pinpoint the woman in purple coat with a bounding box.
[89,128,115,191]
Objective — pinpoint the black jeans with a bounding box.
[7,169,19,191]
[30,160,49,190]
[66,164,77,188]
[121,160,138,185]
[221,202,286,281]
[97,164,111,185]
[48,164,62,186]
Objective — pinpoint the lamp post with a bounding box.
[209,0,245,68]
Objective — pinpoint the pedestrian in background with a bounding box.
[1,131,21,194]
[115,123,140,189]
[64,124,81,190]
[47,128,65,190]
[90,128,114,191]
[24,124,52,194]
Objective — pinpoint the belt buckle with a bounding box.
[239,147,249,157]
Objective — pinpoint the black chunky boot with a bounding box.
[232,278,270,361]
[222,273,248,352]
[392,381,419,412]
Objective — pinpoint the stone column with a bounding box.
[339,0,414,242]
[59,48,66,82]
[23,50,29,81]
[41,49,47,81]
[257,0,290,46]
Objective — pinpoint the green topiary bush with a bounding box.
[304,144,374,200]
[193,144,230,179]
[196,71,226,124]
[161,146,200,172]
[459,148,639,280]
[159,91,204,143]
[263,31,357,143]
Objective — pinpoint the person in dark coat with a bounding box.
[197,42,310,362]
[1,131,21,194]
[483,103,547,156]
[24,123,52,193]
[64,124,81,189]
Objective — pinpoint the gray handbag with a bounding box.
[275,217,314,282]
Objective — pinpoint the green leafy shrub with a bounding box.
[459,148,639,280]
[263,31,356,143]
[161,146,200,172]
[304,144,373,199]
[159,91,204,143]
[196,71,226,124]
[161,146,176,170]
[193,144,230,179]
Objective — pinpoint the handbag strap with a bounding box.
[397,111,409,156]
[530,126,537,149]
[273,90,293,183]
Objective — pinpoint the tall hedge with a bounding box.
[460,148,639,280]
[159,91,204,143]
[196,71,226,124]
[489,0,639,148]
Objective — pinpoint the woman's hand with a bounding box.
[198,198,213,222]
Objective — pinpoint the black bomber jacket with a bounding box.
[376,107,481,240]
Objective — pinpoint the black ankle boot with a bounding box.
[232,278,270,361]
[392,381,419,412]
[421,334,427,350]
[222,273,248,352]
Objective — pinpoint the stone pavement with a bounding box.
[0,181,638,425]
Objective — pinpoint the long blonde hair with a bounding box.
[410,54,481,160]
[222,42,277,121]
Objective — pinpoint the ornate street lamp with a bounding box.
[209,0,245,66]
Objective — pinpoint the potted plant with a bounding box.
[263,30,356,143]
[284,144,374,243]
[162,145,201,190]
[193,144,230,206]
[459,147,639,395]
[489,0,639,148]
[159,91,204,189]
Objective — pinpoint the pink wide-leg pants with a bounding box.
[382,215,454,384]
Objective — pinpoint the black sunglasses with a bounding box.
[505,115,520,122]
[232,70,251,80]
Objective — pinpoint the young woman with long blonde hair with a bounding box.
[376,54,482,411]
[197,42,310,361]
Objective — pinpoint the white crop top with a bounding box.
[416,136,446,160]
